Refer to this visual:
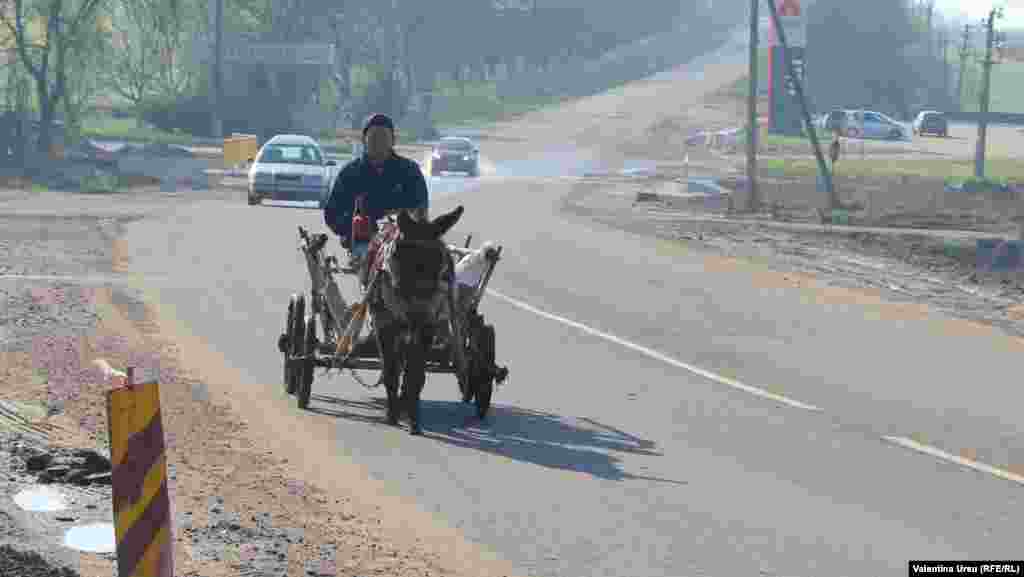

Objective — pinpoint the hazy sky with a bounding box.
[932,0,1023,29]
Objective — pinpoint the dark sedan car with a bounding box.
[430,137,479,177]
[913,110,949,137]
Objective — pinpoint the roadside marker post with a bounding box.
[106,365,174,577]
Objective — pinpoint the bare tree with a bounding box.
[0,0,107,153]
[105,0,190,117]
[106,0,159,113]
[62,12,108,140]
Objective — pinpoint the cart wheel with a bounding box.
[473,324,496,420]
[288,295,306,395]
[297,312,318,410]
[457,320,475,403]
[459,354,474,403]
[282,296,297,394]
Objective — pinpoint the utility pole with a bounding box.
[940,27,948,103]
[766,0,834,208]
[211,0,223,139]
[746,0,759,211]
[957,24,970,110]
[975,7,1002,179]
[925,0,934,60]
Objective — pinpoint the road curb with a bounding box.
[631,179,1020,242]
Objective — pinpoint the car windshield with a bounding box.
[258,144,323,165]
[439,140,472,151]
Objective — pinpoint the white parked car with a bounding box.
[247,134,337,207]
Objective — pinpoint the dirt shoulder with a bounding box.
[0,187,520,577]
[562,174,1024,339]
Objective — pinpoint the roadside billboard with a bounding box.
[768,0,808,136]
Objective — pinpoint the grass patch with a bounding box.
[654,238,692,256]
[83,114,356,153]
[762,156,1024,181]
[762,130,831,148]
[81,77,565,146]
[430,80,570,127]
[80,115,199,145]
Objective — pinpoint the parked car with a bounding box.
[912,110,949,137]
[842,110,907,140]
[819,109,849,133]
[247,134,336,207]
[430,136,479,177]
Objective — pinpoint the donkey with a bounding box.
[370,205,464,435]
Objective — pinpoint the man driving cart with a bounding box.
[321,112,495,339]
[285,113,507,417]
[323,112,429,282]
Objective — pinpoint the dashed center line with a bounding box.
[883,436,1024,487]
[487,288,823,412]
[486,288,1024,488]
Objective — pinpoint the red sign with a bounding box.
[778,0,800,17]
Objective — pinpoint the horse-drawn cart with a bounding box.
[278,217,509,423]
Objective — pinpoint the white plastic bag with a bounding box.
[454,241,495,290]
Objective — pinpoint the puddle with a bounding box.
[12,485,68,512]
[64,522,116,553]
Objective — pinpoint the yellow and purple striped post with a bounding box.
[106,366,174,577]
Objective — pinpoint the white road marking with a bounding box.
[882,436,1024,487]
[486,289,823,412]
[487,288,1024,486]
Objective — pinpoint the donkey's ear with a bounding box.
[431,205,464,238]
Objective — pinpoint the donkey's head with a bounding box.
[382,205,464,326]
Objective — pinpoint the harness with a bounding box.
[335,221,456,389]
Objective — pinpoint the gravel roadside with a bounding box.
[0,184,473,577]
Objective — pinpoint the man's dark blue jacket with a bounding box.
[323,152,429,241]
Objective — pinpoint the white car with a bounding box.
[247,134,337,207]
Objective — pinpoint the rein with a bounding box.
[338,231,453,390]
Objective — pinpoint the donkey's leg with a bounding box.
[403,329,430,435]
[376,325,401,426]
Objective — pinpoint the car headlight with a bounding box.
[463,155,471,161]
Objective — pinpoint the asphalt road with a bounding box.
[113,22,1024,577]
[116,132,1024,576]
